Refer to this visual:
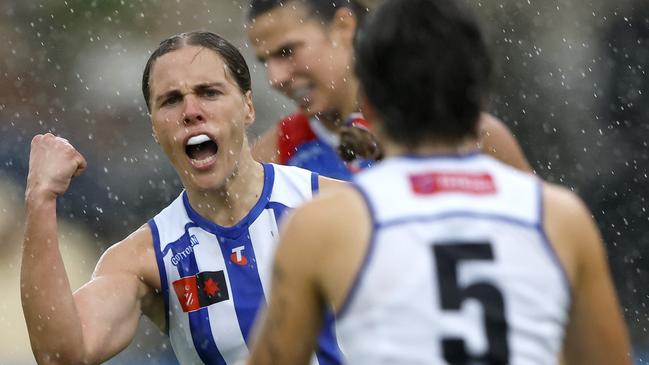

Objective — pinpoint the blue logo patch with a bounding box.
[170,234,200,266]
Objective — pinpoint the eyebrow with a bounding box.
[154,82,226,106]
[257,41,301,63]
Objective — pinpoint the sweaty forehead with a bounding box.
[149,46,232,94]
[247,4,326,54]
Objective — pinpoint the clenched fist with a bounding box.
[26,133,87,201]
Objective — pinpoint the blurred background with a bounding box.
[1,0,648,363]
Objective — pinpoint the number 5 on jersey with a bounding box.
[433,242,510,364]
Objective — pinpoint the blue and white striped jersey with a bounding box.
[149,163,341,365]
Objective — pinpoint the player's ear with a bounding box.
[330,7,357,48]
[243,90,255,127]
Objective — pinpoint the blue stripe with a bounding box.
[315,312,343,365]
[337,183,379,318]
[311,172,319,194]
[172,231,227,365]
[216,233,265,344]
[147,219,170,335]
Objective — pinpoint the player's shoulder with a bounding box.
[277,112,313,141]
[542,182,591,224]
[318,175,348,194]
[94,224,158,285]
[277,183,371,284]
[276,112,316,164]
[278,111,310,131]
[97,224,153,264]
[286,183,368,243]
[543,181,598,247]
[477,113,532,172]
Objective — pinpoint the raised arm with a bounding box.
[21,134,157,365]
[544,184,631,365]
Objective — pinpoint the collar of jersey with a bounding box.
[181,163,275,238]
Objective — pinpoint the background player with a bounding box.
[246,0,532,180]
[246,0,631,364]
[21,31,344,365]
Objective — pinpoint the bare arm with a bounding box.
[563,207,631,364]
[544,185,631,365]
[248,186,370,365]
[247,207,327,365]
[21,134,155,365]
[478,113,532,172]
[317,175,348,194]
[251,128,279,163]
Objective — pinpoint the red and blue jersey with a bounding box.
[277,112,372,181]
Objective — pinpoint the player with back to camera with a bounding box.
[246,0,532,180]
[246,0,632,364]
[21,31,346,365]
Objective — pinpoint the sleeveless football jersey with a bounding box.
[337,153,570,365]
[149,163,341,365]
[277,112,372,180]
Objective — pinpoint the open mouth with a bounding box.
[185,134,218,165]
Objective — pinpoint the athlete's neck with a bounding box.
[185,146,265,227]
[312,77,360,132]
[382,137,481,158]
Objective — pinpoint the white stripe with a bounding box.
[248,210,280,299]
[270,164,314,205]
[156,193,189,252]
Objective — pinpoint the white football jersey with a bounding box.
[149,163,342,365]
[336,153,570,365]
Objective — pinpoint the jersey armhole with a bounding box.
[147,218,170,335]
[336,183,379,319]
[535,179,574,298]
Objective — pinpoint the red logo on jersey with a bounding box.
[409,172,496,195]
[172,271,229,312]
[203,277,220,297]
[230,246,249,266]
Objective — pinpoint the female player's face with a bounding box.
[148,46,254,192]
[248,4,354,118]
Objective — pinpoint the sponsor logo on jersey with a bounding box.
[230,246,249,266]
[172,270,230,312]
[170,234,200,267]
[410,172,496,195]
